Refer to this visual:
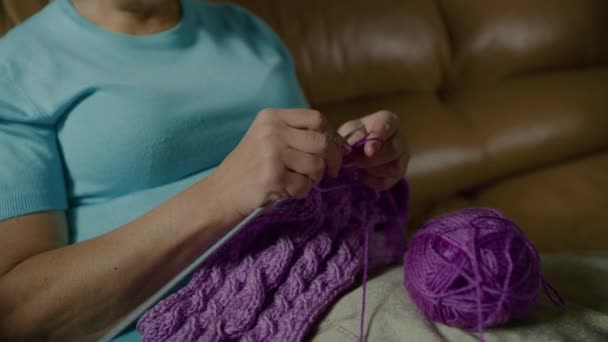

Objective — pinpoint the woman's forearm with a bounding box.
[0,177,239,341]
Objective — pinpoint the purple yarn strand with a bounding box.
[541,276,567,308]
[359,207,370,342]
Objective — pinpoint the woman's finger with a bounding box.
[280,147,326,183]
[360,111,399,157]
[265,108,330,132]
[284,171,315,199]
[280,127,330,154]
[280,126,343,178]
[337,119,367,145]
[353,135,406,168]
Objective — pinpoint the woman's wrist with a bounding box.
[187,173,244,238]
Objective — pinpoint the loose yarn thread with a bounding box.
[314,137,388,342]
[404,208,565,341]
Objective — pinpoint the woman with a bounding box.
[0,0,409,340]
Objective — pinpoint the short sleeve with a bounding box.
[241,5,310,108]
[247,10,294,65]
[215,3,310,108]
[0,64,68,221]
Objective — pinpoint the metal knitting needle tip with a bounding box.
[328,130,352,154]
[343,123,367,142]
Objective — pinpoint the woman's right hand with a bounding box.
[205,108,344,220]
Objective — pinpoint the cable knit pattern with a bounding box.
[137,148,409,341]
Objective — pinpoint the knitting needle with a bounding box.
[99,205,271,341]
[328,128,353,154]
[343,123,367,143]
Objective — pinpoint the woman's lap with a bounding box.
[109,254,608,341]
[309,254,608,342]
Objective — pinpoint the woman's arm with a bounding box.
[0,178,236,341]
[0,108,343,341]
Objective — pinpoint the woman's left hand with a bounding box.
[338,110,410,190]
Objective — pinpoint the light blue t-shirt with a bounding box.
[0,1,308,338]
[0,0,308,243]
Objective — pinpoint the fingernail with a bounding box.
[366,141,379,157]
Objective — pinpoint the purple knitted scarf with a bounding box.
[137,143,409,341]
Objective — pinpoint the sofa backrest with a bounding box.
[226,0,608,104]
[3,0,607,104]
[0,0,47,34]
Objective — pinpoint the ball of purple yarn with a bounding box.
[404,208,541,331]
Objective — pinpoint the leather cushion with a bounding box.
[440,0,608,86]
[227,0,450,105]
[0,0,48,36]
[424,151,608,252]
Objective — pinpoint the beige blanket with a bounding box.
[309,253,608,341]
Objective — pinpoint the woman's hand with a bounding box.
[338,110,409,191]
[207,108,344,219]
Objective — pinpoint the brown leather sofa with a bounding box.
[2,0,607,252]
